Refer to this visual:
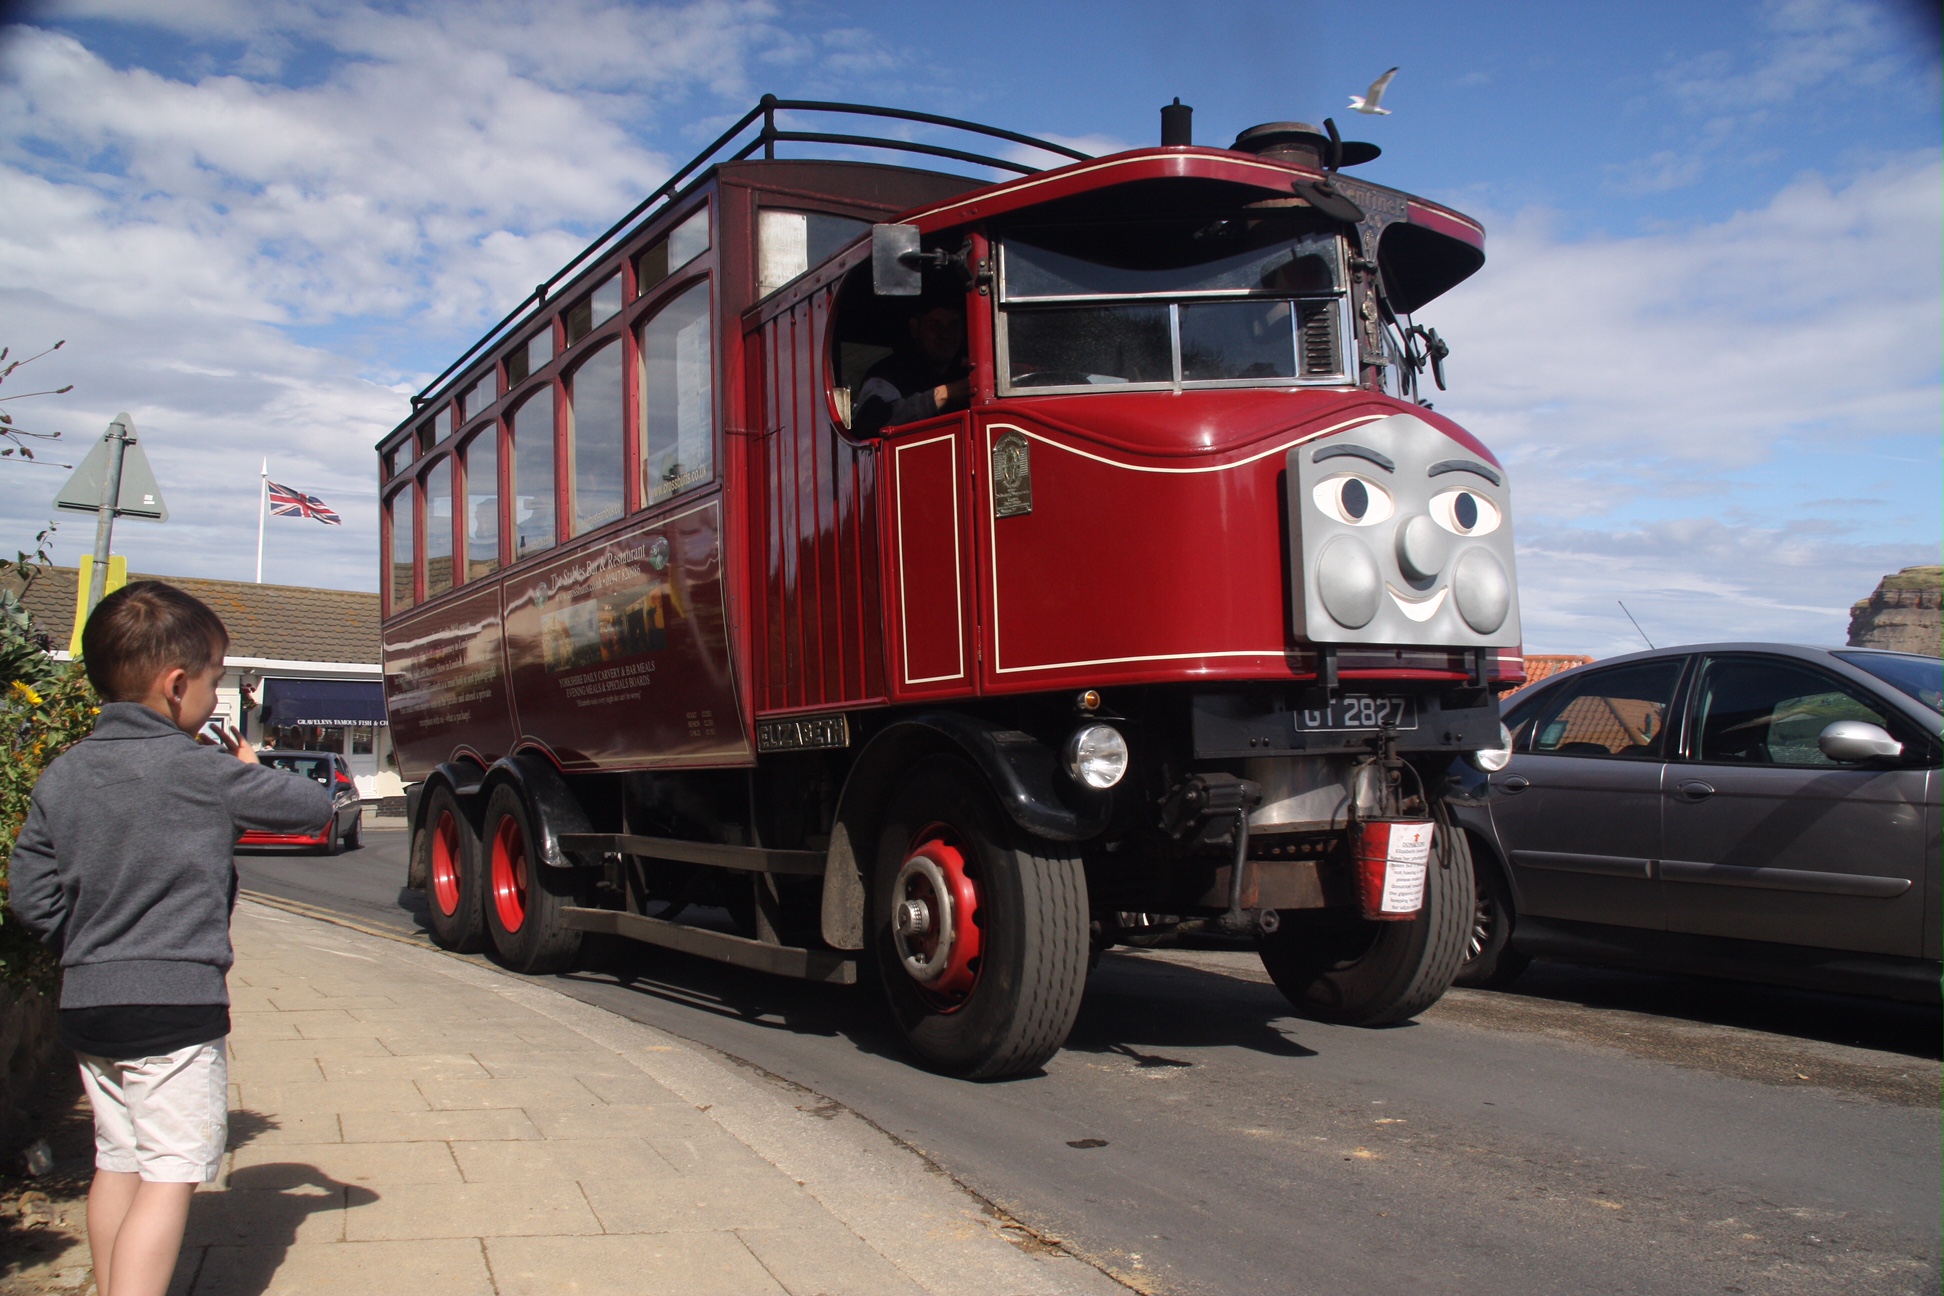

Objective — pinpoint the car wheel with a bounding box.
[322,814,344,856]
[419,786,487,953]
[1257,818,1475,1026]
[482,784,585,975]
[345,813,364,851]
[1452,840,1530,989]
[872,756,1090,1080]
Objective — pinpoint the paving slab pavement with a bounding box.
[169,902,1127,1296]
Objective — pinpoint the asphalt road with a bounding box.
[238,830,1943,1296]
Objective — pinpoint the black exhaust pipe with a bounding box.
[1161,97,1193,147]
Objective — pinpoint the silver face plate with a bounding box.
[1288,413,1521,648]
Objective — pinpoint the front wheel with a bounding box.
[418,787,486,952]
[873,757,1090,1080]
[483,784,584,975]
[1258,821,1475,1026]
[1452,841,1530,989]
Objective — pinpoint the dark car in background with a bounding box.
[238,752,364,855]
[1448,644,1941,1001]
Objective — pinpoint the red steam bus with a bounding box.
[379,98,1523,1079]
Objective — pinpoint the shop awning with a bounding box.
[261,678,387,727]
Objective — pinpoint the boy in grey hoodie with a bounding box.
[9,581,330,1296]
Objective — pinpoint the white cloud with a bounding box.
[1432,153,1942,655]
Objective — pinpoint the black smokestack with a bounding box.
[1161,98,1193,147]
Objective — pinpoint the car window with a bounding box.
[1693,657,1889,767]
[266,755,332,784]
[1833,651,1942,713]
[1529,659,1684,759]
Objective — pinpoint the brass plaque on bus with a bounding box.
[757,714,852,752]
[992,431,1032,518]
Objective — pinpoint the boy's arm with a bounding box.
[7,797,67,949]
[218,755,335,835]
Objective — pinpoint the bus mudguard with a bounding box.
[820,713,1112,950]
[481,752,596,871]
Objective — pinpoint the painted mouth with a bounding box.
[1386,584,1448,622]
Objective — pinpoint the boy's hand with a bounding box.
[220,727,259,765]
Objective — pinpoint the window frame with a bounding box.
[383,481,418,616]
[564,334,629,538]
[420,452,458,599]
[458,420,505,579]
[632,270,717,513]
[505,382,562,564]
[1522,655,1695,762]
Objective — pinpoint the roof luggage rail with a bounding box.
[409,96,1091,411]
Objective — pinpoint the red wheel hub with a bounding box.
[891,828,983,1008]
[430,810,462,917]
[491,815,530,933]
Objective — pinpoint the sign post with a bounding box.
[53,413,169,621]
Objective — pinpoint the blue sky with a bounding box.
[0,0,1938,654]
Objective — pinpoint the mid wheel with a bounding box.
[418,787,486,952]
[873,757,1089,1080]
[1258,820,1476,1026]
[483,784,584,974]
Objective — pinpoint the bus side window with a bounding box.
[639,280,713,506]
[387,486,415,613]
[463,427,498,579]
[511,388,557,558]
[568,340,625,534]
[424,457,454,596]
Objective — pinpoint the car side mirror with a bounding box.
[872,223,923,296]
[1818,720,1902,763]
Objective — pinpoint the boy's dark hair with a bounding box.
[81,581,229,701]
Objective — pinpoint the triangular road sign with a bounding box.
[53,415,168,521]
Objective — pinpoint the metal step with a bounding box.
[560,907,857,984]
[556,832,826,876]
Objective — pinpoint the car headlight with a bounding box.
[1065,723,1129,789]
[1467,722,1514,772]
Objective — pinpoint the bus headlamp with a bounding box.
[1065,724,1129,789]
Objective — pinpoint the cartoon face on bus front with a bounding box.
[1288,414,1521,647]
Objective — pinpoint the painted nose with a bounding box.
[1395,515,1447,582]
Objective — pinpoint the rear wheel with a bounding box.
[1258,820,1475,1026]
[419,787,486,952]
[483,784,584,974]
[322,813,345,856]
[1452,841,1530,989]
[345,813,364,851]
[873,757,1089,1080]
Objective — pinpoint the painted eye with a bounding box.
[1429,488,1501,536]
[1312,475,1394,527]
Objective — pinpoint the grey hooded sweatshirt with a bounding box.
[8,702,332,1007]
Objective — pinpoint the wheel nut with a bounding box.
[895,898,932,936]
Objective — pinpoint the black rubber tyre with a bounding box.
[419,786,487,953]
[873,756,1090,1080]
[345,812,364,852]
[1452,839,1530,989]
[322,813,344,856]
[1258,820,1476,1026]
[482,784,585,975]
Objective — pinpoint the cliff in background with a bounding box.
[1847,566,1942,656]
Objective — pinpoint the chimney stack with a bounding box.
[1161,98,1193,147]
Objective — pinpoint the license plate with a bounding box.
[1292,694,1418,732]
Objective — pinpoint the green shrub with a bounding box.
[0,664,97,992]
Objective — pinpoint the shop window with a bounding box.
[636,205,710,296]
[569,340,625,534]
[758,210,870,297]
[464,429,499,579]
[424,458,454,596]
[565,274,623,347]
[350,726,375,756]
[387,487,414,612]
[639,280,713,506]
[511,388,556,558]
[506,327,553,386]
[460,370,495,423]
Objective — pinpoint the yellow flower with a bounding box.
[10,682,42,707]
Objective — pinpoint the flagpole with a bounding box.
[255,459,267,583]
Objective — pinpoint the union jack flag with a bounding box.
[267,480,342,526]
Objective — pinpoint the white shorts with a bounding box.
[79,1041,228,1183]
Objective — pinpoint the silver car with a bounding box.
[1447,644,1941,1000]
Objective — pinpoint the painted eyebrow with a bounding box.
[1311,444,1395,473]
[1428,459,1502,486]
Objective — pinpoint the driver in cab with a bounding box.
[851,283,970,438]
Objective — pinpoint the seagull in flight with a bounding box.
[1349,67,1398,115]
